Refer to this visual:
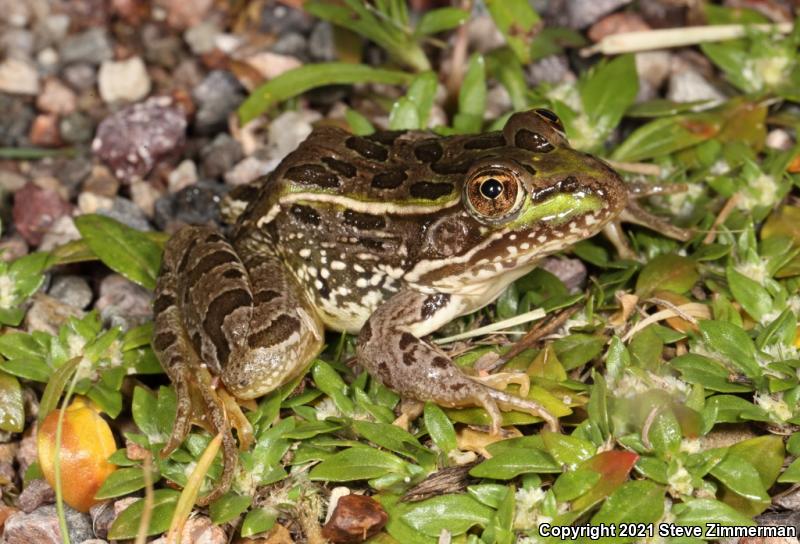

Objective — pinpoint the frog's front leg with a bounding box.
[153,226,324,504]
[357,290,559,433]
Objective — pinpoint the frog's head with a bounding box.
[412,109,627,291]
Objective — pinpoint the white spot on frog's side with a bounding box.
[584,214,598,225]
[507,246,518,256]
[308,266,318,277]
[314,280,323,290]
[299,248,311,258]
[353,264,365,273]
[356,278,368,288]
[331,260,346,271]
[537,235,547,243]
[370,273,384,286]
[509,234,517,241]
[520,242,530,250]
[321,268,330,279]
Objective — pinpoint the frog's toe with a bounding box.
[474,371,530,398]
[485,387,561,432]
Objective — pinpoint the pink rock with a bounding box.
[36,79,77,115]
[92,96,187,183]
[12,182,73,246]
[155,0,213,29]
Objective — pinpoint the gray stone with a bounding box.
[526,55,575,86]
[18,479,55,513]
[308,22,335,61]
[98,197,152,231]
[0,170,27,193]
[62,63,96,91]
[154,180,228,229]
[201,133,243,179]
[270,31,308,60]
[60,112,94,144]
[4,504,93,544]
[95,274,152,331]
[667,66,725,103]
[1,28,35,60]
[60,28,113,66]
[0,94,34,146]
[48,275,93,310]
[545,0,632,29]
[184,21,220,54]
[260,2,314,35]
[191,70,245,135]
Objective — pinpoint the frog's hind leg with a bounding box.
[357,290,559,435]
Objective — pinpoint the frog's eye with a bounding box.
[534,108,565,135]
[465,169,524,222]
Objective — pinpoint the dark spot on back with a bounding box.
[450,383,465,392]
[399,332,416,350]
[463,133,506,149]
[228,183,261,204]
[177,238,200,273]
[254,290,281,304]
[368,130,404,145]
[402,352,415,366]
[318,277,331,299]
[152,331,177,352]
[248,314,300,349]
[346,136,388,161]
[560,176,580,192]
[290,204,321,226]
[359,238,384,251]
[430,160,470,175]
[410,181,454,200]
[414,140,443,163]
[204,288,252,366]
[431,356,448,369]
[188,250,238,289]
[523,164,537,176]
[515,129,554,153]
[360,321,372,343]
[343,210,386,230]
[421,293,450,320]
[322,157,357,178]
[153,293,175,314]
[371,169,407,189]
[535,108,565,132]
[223,269,244,280]
[204,232,225,244]
[285,164,340,188]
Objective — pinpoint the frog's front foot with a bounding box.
[357,290,560,435]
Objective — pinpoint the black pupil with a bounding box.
[480,178,503,199]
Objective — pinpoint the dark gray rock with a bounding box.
[59,112,93,144]
[201,133,243,179]
[0,93,34,147]
[49,275,93,310]
[62,63,96,91]
[60,28,113,65]
[308,22,334,62]
[18,479,55,513]
[98,197,152,231]
[153,180,227,229]
[191,70,245,135]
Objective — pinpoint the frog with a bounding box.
[152,109,690,503]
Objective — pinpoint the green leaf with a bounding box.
[710,452,768,503]
[485,0,541,63]
[699,320,762,381]
[400,494,494,537]
[94,467,156,500]
[209,492,252,525]
[553,334,605,370]
[580,55,639,138]
[0,371,24,433]
[352,420,430,462]
[591,480,665,541]
[779,457,800,483]
[553,468,600,502]
[388,98,420,131]
[423,402,457,457]
[415,7,468,36]
[541,429,596,467]
[470,447,560,479]
[239,63,412,124]
[726,267,772,322]
[672,498,756,528]
[309,446,407,481]
[107,488,180,539]
[670,354,752,393]
[345,108,375,135]
[453,54,486,133]
[38,357,81,425]
[241,507,278,537]
[311,360,354,416]
[612,113,720,162]
[131,386,160,443]
[636,254,698,297]
[74,214,162,290]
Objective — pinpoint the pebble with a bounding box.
[95,274,153,330]
[270,32,309,60]
[18,479,55,513]
[224,156,275,187]
[82,165,120,197]
[0,0,30,27]
[89,500,119,540]
[36,78,78,115]
[184,21,220,55]
[667,63,725,103]
[192,70,245,135]
[130,180,162,217]
[35,15,71,47]
[766,128,793,150]
[15,427,37,477]
[29,114,62,147]
[526,55,575,86]
[111,0,151,24]
[260,2,314,35]
[59,112,94,144]
[242,51,302,81]
[38,215,81,252]
[151,515,225,544]
[0,170,27,193]
[99,197,152,231]
[1,28,35,61]
[635,51,671,102]
[4,504,93,544]
[143,32,184,69]
[267,109,321,162]
[168,159,198,193]
[154,180,227,229]
[0,58,39,95]
[309,22,335,61]
[98,56,151,104]
[0,234,28,262]
[321,494,388,543]
[12,182,73,246]
[540,258,588,293]
[588,11,649,42]
[547,0,632,28]
[92,96,187,183]
[48,275,93,310]
[156,0,214,29]
[0,95,34,146]
[62,63,97,91]
[201,133,243,179]
[60,28,114,66]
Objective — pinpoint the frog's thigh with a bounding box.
[222,236,325,398]
[357,289,559,433]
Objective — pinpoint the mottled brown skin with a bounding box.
[152,109,689,503]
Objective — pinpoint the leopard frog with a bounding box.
[152,109,688,502]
